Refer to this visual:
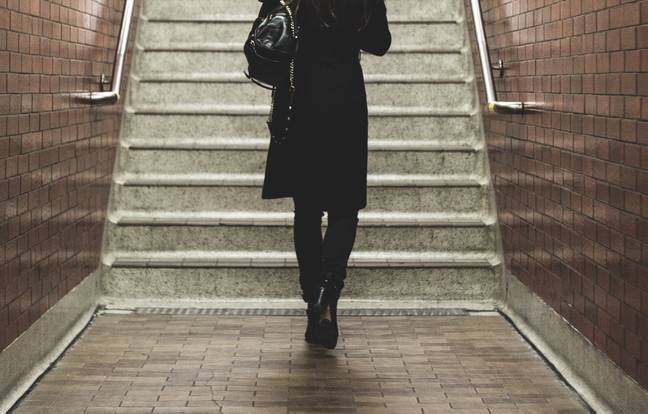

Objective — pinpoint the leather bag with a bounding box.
[244,0,299,90]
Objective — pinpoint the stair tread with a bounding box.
[109,210,495,227]
[105,250,501,268]
[123,137,481,152]
[137,42,465,54]
[126,104,475,117]
[114,172,488,187]
[143,15,462,24]
[133,73,472,84]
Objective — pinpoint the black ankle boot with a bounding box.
[314,276,343,349]
[318,300,339,349]
[304,302,319,344]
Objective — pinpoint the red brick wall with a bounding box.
[0,0,141,351]
[465,0,648,389]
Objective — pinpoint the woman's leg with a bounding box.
[313,207,359,349]
[292,197,324,303]
[321,207,360,291]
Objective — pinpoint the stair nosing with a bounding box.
[136,43,466,54]
[104,251,501,268]
[132,73,473,85]
[121,138,482,152]
[143,15,463,24]
[108,210,495,227]
[114,173,489,187]
[126,104,476,117]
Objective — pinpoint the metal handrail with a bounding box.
[75,0,136,105]
[469,0,526,114]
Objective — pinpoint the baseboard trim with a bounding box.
[0,271,100,413]
[498,271,648,414]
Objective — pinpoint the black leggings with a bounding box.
[292,197,359,303]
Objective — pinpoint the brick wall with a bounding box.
[0,0,141,352]
[465,0,648,389]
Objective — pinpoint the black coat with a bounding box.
[257,0,391,211]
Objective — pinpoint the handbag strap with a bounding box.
[244,70,275,90]
[280,0,298,91]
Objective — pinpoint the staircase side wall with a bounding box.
[463,0,648,406]
[0,0,143,404]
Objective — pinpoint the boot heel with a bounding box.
[304,303,319,344]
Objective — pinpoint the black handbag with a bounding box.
[244,0,299,90]
[244,0,300,144]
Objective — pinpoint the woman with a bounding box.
[257,0,391,349]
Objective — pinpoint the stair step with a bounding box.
[103,266,499,299]
[140,42,464,53]
[118,143,484,176]
[144,16,462,24]
[129,76,475,109]
[114,184,490,215]
[135,73,471,84]
[112,174,490,213]
[108,211,494,252]
[107,211,496,253]
[109,211,495,227]
[115,173,487,187]
[142,0,463,22]
[126,104,475,117]
[122,110,480,142]
[138,19,466,50]
[104,250,501,268]
[106,221,494,253]
[123,137,481,152]
[135,45,469,77]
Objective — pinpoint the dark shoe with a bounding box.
[318,300,339,349]
[313,275,342,349]
[304,302,319,344]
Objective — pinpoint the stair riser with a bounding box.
[114,185,489,213]
[139,21,465,50]
[103,266,497,299]
[131,80,475,109]
[142,0,463,21]
[107,223,494,252]
[135,50,468,77]
[119,148,483,176]
[124,114,479,142]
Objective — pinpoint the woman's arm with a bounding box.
[359,0,391,56]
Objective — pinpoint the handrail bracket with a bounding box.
[469,0,528,114]
[74,0,135,106]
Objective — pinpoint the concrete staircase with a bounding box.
[101,0,502,300]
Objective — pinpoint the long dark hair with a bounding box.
[289,0,377,31]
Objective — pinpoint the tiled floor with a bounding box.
[12,310,591,413]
